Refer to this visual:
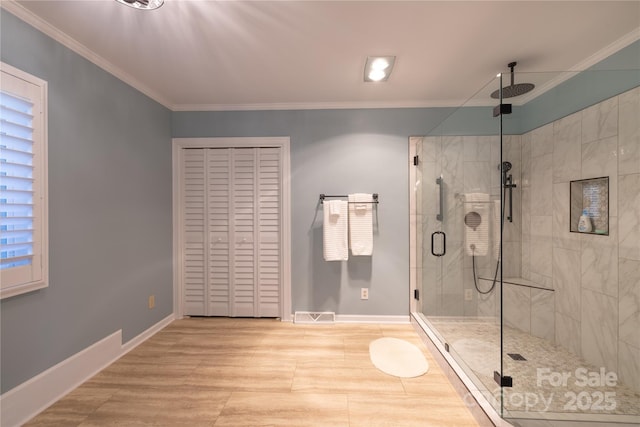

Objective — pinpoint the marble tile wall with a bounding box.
[412,86,639,395]
[524,122,555,289]
[521,86,640,393]
[504,284,531,333]
[415,134,521,319]
[501,135,523,279]
[530,288,555,342]
[501,281,555,345]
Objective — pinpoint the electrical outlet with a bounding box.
[361,288,369,300]
[148,295,155,309]
[464,289,473,301]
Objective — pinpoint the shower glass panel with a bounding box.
[413,74,505,415]
[412,63,640,425]
[500,68,640,425]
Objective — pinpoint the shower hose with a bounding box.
[470,186,507,295]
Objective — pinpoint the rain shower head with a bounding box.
[491,62,535,99]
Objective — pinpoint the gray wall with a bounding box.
[0,10,173,393]
[172,109,455,315]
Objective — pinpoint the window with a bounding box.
[0,62,48,299]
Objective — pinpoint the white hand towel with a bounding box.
[323,200,349,261]
[464,193,489,256]
[348,193,373,256]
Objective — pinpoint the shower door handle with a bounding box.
[436,176,444,221]
[431,231,446,257]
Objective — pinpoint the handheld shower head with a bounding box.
[501,161,513,187]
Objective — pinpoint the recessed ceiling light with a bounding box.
[115,0,164,10]
[370,58,390,71]
[368,69,387,82]
[364,56,395,82]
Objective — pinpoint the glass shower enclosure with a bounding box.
[410,66,640,425]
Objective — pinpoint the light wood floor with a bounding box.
[25,318,480,427]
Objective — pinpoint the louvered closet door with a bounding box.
[207,149,231,316]
[230,149,256,317]
[182,149,208,315]
[182,147,281,317]
[256,148,281,317]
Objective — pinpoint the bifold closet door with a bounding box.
[182,147,281,317]
[182,148,209,316]
[255,148,281,318]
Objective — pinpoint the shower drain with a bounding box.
[508,353,527,361]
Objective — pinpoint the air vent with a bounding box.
[294,311,335,324]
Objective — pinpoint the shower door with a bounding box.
[417,135,468,320]
[412,75,506,415]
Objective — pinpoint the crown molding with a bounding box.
[1,0,172,109]
[170,99,469,112]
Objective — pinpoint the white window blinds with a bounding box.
[1,91,35,269]
[0,63,48,299]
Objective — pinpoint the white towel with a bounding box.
[464,193,489,256]
[323,200,348,261]
[348,193,373,256]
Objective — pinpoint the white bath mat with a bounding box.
[369,337,429,378]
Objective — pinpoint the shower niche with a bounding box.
[569,176,609,235]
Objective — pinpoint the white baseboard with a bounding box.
[0,313,174,427]
[0,331,122,427]
[122,313,174,354]
[334,314,410,324]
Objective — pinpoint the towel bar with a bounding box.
[319,193,379,204]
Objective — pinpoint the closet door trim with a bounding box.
[172,137,291,321]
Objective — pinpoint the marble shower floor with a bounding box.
[428,317,640,421]
[24,318,479,427]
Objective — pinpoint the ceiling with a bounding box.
[6,0,640,111]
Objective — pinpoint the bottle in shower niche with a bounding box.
[578,209,592,233]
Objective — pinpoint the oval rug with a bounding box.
[369,337,429,378]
